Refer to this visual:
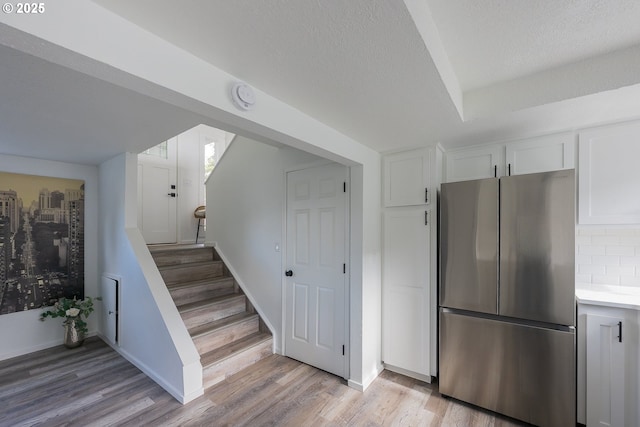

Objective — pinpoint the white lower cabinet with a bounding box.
[578,303,639,427]
[382,207,431,378]
[586,313,625,427]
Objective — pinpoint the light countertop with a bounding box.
[576,283,640,310]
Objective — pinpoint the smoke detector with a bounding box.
[231,82,256,111]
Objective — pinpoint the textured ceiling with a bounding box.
[0,44,203,165]
[428,0,640,91]
[3,0,640,165]
[91,0,460,152]
[89,0,640,151]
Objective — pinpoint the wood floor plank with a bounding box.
[0,338,530,426]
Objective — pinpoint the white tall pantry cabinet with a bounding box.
[381,147,440,381]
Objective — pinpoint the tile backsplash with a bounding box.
[576,227,640,287]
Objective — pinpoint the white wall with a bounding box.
[175,127,202,244]
[99,153,202,403]
[0,154,98,360]
[205,136,325,350]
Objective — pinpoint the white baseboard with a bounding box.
[0,330,98,361]
[211,245,278,346]
[348,363,384,392]
[383,363,433,383]
[97,333,203,404]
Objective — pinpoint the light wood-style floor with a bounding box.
[0,337,528,426]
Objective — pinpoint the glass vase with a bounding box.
[64,318,85,349]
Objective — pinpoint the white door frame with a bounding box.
[281,161,350,379]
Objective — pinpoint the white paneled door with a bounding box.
[285,163,348,378]
[137,138,177,244]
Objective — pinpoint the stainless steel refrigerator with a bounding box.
[439,170,575,427]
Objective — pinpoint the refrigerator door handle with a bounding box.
[618,321,623,342]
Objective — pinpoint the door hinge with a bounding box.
[343,182,346,193]
[343,263,346,274]
[342,345,345,356]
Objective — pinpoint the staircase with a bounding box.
[149,244,273,389]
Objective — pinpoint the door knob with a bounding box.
[285,270,293,277]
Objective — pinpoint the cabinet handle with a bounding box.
[425,211,428,226]
[618,321,623,343]
[494,165,497,177]
[508,163,512,176]
[425,188,428,204]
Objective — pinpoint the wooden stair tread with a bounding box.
[189,312,257,337]
[201,332,272,367]
[147,243,273,389]
[148,244,206,253]
[166,276,233,291]
[158,260,222,271]
[178,293,244,314]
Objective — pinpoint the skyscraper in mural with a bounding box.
[0,218,10,283]
[67,196,84,293]
[0,190,19,233]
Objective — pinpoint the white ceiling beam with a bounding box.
[403,0,464,120]
[465,44,640,120]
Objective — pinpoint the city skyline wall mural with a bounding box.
[0,171,85,315]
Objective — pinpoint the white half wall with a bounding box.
[0,154,98,360]
[99,153,202,404]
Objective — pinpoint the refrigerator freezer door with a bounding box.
[439,309,576,427]
[441,178,498,314]
[500,170,575,326]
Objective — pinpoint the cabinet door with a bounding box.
[383,148,430,207]
[505,132,575,176]
[586,314,625,427]
[382,207,430,375]
[579,122,640,224]
[445,145,502,182]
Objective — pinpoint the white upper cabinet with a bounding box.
[506,132,575,176]
[445,145,502,183]
[579,121,640,224]
[383,148,431,207]
[445,133,576,183]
